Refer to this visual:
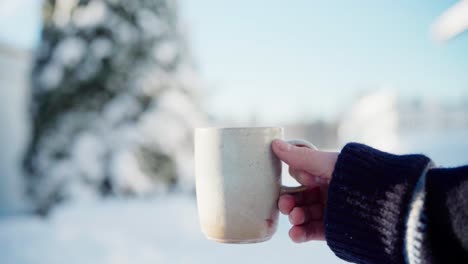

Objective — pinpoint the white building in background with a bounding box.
[338,90,401,152]
[398,97,468,132]
[337,89,468,154]
[0,42,31,214]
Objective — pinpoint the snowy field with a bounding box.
[0,196,342,264]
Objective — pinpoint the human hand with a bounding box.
[272,139,338,243]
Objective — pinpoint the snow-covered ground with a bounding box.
[0,196,342,264]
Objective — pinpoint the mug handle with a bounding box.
[280,139,317,195]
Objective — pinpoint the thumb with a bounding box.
[272,139,336,180]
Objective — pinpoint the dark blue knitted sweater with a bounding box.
[325,143,468,264]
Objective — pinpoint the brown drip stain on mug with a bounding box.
[265,218,274,228]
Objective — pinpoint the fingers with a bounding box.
[272,139,338,181]
[295,188,321,206]
[278,187,326,243]
[289,221,325,242]
[272,139,318,174]
[278,194,295,215]
[288,168,320,187]
[278,188,321,214]
[288,204,323,225]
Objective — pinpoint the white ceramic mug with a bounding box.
[195,127,316,243]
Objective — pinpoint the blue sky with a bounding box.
[180,0,468,122]
[1,0,467,123]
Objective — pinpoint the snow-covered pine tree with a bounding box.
[24,0,205,214]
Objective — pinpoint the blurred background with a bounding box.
[0,0,467,263]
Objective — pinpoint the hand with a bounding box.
[272,139,339,243]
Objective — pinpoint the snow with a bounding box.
[0,196,343,264]
[110,149,159,195]
[77,55,102,81]
[102,94,142,126]
[38,61,64,90]
[53,0,79,28]
[154,40,178,65]
[175,64,204,93]
[72,0,108,28]
[115,20,138,44]
[135,68,167,95]
[139,109,187,151]
[54,37,86,67]
[137,9,167,37]
[72,132,105,183]
[90,37,113,59]
[158,89,204,126]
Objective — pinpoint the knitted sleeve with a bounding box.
[406,166,468,263]
[324,143,432,264]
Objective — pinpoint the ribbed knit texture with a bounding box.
[324,143,431,264]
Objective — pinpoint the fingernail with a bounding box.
[276,140,291,151]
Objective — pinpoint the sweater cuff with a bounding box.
[423,166,468,262]
[324,143,431,264]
